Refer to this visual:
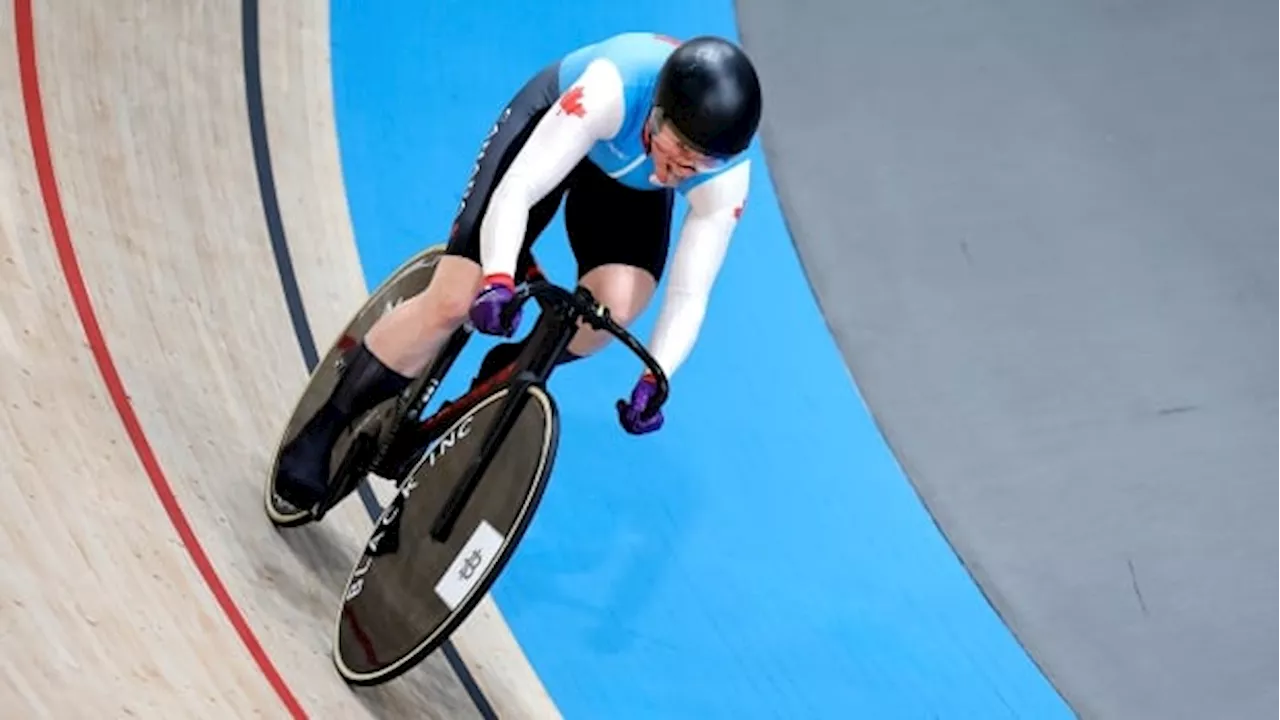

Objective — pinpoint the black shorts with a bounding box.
[444,62,675,283]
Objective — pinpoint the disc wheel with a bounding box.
[264,244,447,527]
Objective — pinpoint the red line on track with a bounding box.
[14,2,307,717]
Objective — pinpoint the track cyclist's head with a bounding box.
[647,35,762,186]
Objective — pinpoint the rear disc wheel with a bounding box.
[264,244,447,527]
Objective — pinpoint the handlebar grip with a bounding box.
[498,298,521,333]
[615,398,662,429]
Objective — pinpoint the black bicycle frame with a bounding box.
[427,282,669,542]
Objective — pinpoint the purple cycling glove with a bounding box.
[469,274,521,336]
[618,373,664,435]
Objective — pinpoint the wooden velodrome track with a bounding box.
[1,2,559,717]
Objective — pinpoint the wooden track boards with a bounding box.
[1,2,557,717]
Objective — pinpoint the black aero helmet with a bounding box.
[654,36,762,158]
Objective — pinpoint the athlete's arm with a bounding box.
[478,59,625,279]
[645,160,751,378]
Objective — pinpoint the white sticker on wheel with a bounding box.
[434,520,505,610]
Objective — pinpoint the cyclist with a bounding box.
[274,32,763,511]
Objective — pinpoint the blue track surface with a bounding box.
[330,1,1071,717]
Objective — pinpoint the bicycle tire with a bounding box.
[264,243,447,527]
[331,382,560,686]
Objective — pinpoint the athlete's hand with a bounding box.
[469,274,521,336]
[617,373,664,435]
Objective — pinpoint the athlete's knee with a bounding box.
[567,304,637,357]
[430,288,474,327]
[424,256,483,326]
[602,301,647,327]
[585,273,654,327]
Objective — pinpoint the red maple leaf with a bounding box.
[733,201,746,220]
[558,86,586,117]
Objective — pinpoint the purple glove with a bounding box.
[469,274,520,336]
[617,373,664,435]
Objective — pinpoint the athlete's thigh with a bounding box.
[445,62,568,277]
[562,161,675,284]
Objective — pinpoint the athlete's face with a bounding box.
[646,112,729,187]
[649,125,702,186]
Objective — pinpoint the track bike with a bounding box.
[263,243,669,685]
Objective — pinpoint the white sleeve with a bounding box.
[646,160,751,379]
[479,59,625,279]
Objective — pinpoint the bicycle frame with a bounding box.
[316,279,668,534]
[328,278,672,687]
[425,281,669,542]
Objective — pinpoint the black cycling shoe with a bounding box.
[274,341,412,511]
[273,403,347,509]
